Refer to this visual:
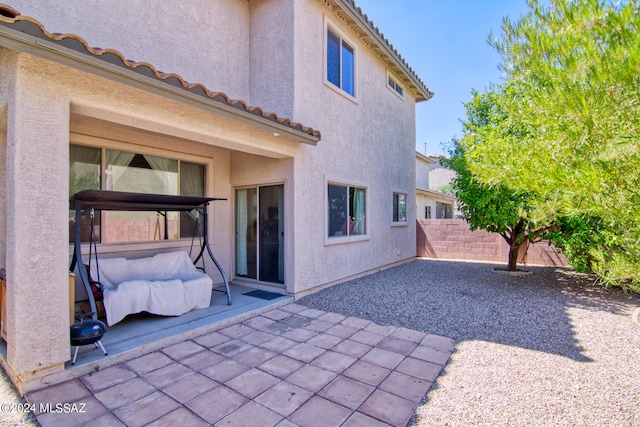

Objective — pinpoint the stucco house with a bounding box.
[416,152,458,219]
[0,0,432,393]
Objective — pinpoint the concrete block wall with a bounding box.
[417,219,568,267]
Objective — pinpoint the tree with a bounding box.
[444,89,554,271]
[433,184,456,196]
[464,0,640,290]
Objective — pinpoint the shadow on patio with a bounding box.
[0,284,292,384]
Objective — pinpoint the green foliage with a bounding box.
[545,214,607,273]
[69,170,99,196]
[433,184,456,196]
[443,89,556,271]
[464,0,640,291]
[444,137,528,238]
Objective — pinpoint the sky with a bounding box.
[355,0,533,156]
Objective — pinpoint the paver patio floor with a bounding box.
[25,303,453,427]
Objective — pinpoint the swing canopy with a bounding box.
[70,190,231,324]
[70,189,225,211]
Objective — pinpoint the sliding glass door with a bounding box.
[235,185,284,284]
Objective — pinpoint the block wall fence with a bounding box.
[416,219,568,267]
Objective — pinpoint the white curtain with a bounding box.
[353,187,366,235]
[69,145,101,194]
[180,162,204,197]
[236,189,248,275]
[105,150,135,190]
[277,186,284,283]
[180,162,205,238]
[144,154,178,195]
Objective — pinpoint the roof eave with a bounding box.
[0,21,321,145]
[332,0,434,102]
[416,151,437,164]
[417,187,457,201]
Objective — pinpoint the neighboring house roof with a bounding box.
[416,151,437,164]
[0,6,321,144]
[416,187,456,203]
[329,0,434,102]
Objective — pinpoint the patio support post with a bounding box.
[0,48,8,272]
[3,54,70,394]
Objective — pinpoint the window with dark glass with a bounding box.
[436,202,453,219]
[69,145,101,243]
[69,144,205,243]
[393,193,406,222]
[327,28,355,97]
[388,74,404,97]
[235,185,284,284]
[328,184,366,237]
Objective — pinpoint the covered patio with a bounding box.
[0,10,316,394]
[1,284,291,386]
[23,300,453,427]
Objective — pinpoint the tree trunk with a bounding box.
[507,242,521,271]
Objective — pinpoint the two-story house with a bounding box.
[416,152,458,219]
[0,0,432,393]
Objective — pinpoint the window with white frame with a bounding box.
[69,144,205,244]
[328,184,366,237]
[393,192,407,222]
[326,26,355,97]
[387,73,404,97]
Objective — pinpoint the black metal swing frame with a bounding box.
[69,190,232,322]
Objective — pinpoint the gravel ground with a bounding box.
[0,367,38,427]
[2,258,638,427]
[300,259,640,427]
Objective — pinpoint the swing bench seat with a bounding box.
[89,251,212,326]
[70,190,232,328]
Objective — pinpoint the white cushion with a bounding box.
[90,251,213,326]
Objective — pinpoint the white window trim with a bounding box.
[324,177,369,246]
[324,15,358,103]
[391,190,408,227]
[386,71,405,100]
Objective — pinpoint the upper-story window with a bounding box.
[387,73,404,98]
[327,26,355,97]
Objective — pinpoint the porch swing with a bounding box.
[69,190,231,327]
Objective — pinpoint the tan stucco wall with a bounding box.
[428,160,456,192]
[0,50,300,392]
[283,1,418,293]
[3,52,71,391]
[0,48,9,267]
[249,0,295,117]
[7,0,252,101]
[417,193,435,220]
[416,154,433,190]
[1,0,424,389]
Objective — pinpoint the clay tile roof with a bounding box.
[328,0,433,102]
[0,7,321,141]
